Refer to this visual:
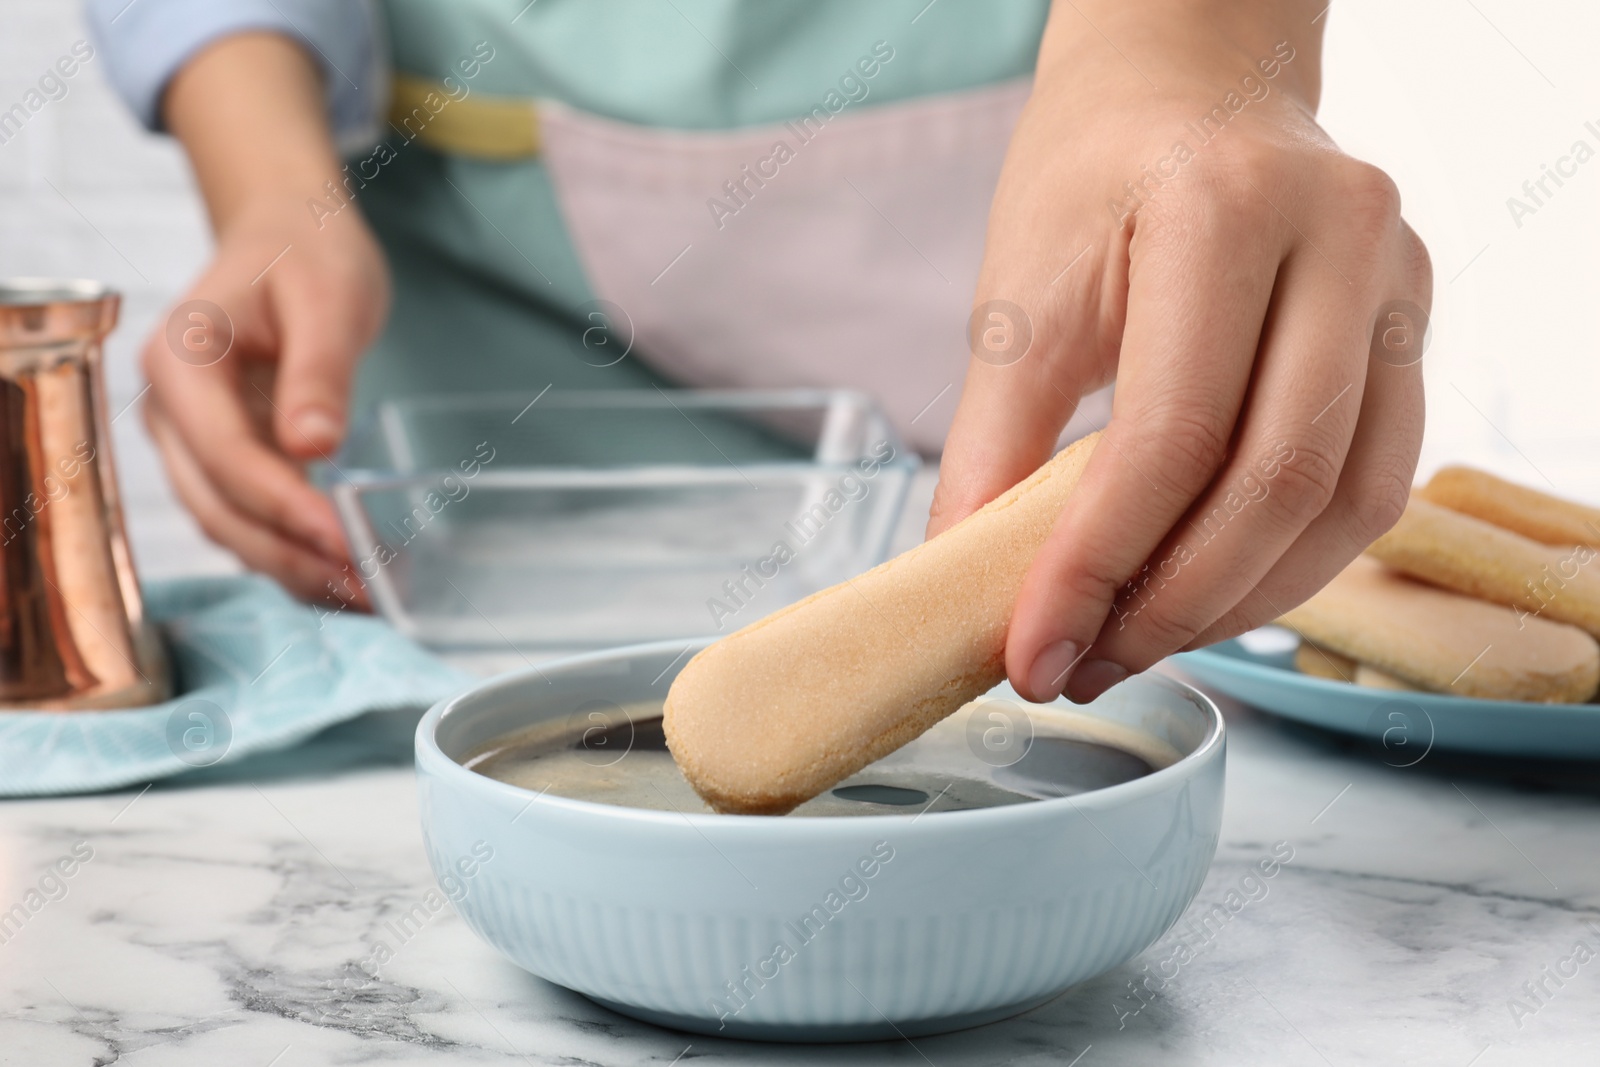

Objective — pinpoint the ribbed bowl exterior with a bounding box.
[417,647,1225,1041]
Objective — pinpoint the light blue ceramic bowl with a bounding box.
[415,640,1225,1041]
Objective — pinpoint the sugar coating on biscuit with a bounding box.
[1282,556,1600,703]
[664,434,1100,815]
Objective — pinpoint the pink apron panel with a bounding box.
[539,80,1051,454]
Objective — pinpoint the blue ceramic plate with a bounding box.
[1177,628,1600,761]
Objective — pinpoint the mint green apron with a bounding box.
[352,0,1050,452]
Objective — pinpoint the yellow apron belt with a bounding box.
[388,74,541,159]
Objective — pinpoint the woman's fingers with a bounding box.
[1080,243,1377,684]
[270,252,387,460]
[1191,224,1432,646]
[141,306,350,563]
[927,230,1121,541]
[928,321,1086,541]
[1004,190,1284,702]
[146,399,359,605]
[1189,356,1423,647]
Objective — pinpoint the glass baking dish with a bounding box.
[319,390,918,650]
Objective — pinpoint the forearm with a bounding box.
[163,32,345,235]
[1036,0,1324,111]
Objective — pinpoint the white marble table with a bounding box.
[2,471,1598,1066]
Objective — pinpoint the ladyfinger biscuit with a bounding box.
[1353,665,1421,691]
[664,433,1099,815]
[1294,638,1422,691]
[1280,556,1599,703]
[1294,641,1356,682]
[1420,466,1600,548]
[1367,499,1600,636]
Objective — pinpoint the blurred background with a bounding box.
[2,0,1596,585]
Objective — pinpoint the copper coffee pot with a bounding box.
[0,280,167,709]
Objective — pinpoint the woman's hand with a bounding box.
[142,195,388,603]
[930,0,1431,703]
[146,32,389,603]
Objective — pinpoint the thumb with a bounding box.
[927,297,1099,539]
[270,282,371,460]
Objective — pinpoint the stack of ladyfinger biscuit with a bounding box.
[1281,467,1600,703]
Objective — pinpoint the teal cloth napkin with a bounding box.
[0,576,474,797]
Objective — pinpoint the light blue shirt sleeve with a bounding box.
[83,0,385,150]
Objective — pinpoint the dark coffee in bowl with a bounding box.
[464,697,1169,817]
